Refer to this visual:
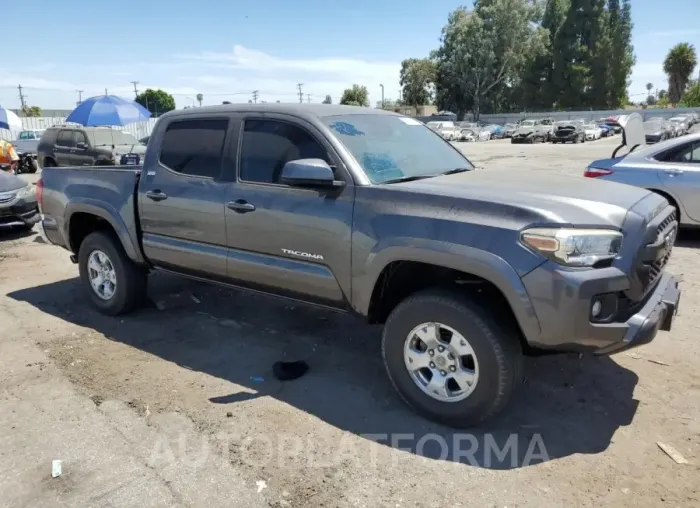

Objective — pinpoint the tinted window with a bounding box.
[663,141,700,163]
[324,114,473,184]
[74,131,87,146]
[239,119,329,184]
[56,131,74,147]
[159,119,228,178]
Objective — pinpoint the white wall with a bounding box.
[1,117,158,142]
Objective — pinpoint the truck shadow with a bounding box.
[677,228,700,249]
[8,273,640,470]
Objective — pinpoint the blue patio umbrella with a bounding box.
[66,95,151,126]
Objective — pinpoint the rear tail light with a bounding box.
[36,178,44,211]
[584,167,614,178]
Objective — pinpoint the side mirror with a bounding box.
[280,158,344,188]
[76,142,87,150]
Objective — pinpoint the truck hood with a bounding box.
[394,170,652,227]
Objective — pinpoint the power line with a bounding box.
[130,81,140,98]
[297,83,304,103]
[252,90,259,103]
[18,85,26,109]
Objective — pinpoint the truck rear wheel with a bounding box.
[381,289,523,427]
[78,231,147,316]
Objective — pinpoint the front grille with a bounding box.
[632,209,676,299]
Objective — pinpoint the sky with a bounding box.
[2,0,700,111]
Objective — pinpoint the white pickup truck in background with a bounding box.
[12,129,45,154]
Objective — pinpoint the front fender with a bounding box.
[353,240,543,344]
[65,199,144,263]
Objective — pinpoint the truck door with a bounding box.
[54,130,75,166]
[655,139,700,222]
[138,117,231,278]
[223,115,354,308]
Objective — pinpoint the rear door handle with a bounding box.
[664,168,684,175]
[145,190,168,201]
[227,200,256,213]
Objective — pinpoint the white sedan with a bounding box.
[584,124,602,141]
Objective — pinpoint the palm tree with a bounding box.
[196,93,203,107]
[664,43,698,105]
[646,82,653,93]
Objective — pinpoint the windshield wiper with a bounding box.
[381,175,434,184]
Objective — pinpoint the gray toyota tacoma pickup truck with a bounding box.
[36,104,681,427]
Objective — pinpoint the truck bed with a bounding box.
[39,165,144,258]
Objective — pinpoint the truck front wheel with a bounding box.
[78,231,147,316]
[382,289,523,427]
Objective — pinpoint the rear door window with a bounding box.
[56,131,75,147]
[159,119,228,178]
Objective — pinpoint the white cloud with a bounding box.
[0,45,401,110]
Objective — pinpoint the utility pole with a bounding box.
[398,89,402,103]
[76,90,84,105]
[297,83,304,103]
[18,85,27,109]
[130,81,140,98]
[307,94,311,103]
[252,90,259,103]
[380,84,385,109]
[105,88,109,95]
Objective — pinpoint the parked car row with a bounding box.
[644,113,699,144]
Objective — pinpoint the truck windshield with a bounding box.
[88,130,139,146]
[324,115,473,184]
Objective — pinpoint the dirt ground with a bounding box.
[1,136,700,507]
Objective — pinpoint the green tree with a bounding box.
[196,93,203,106]
[520,0,568,111]
[322,95,332,104]
[399,58,436,107]
[340,85,369,107]
[21,106,41,117]
[604,0,635,109]
[135,88,176,115]
[658,89,667,99]
[664,43,698,105]
[657,95,670,107]
[551,0,609,109]
[433,1,547,119]
[680,82,700,107]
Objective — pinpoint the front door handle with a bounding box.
[664,168,684,175]
[227,200,256,213]
[145,190,168,201]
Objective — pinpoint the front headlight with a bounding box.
[521,228,623,267]
[15,185,35,200]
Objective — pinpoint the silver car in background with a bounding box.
[585,114,700,227]
[668,116,690,137]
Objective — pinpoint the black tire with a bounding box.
[78,231,147,316]
[381,289,523,427]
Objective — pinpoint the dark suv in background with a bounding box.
[37,125,146,168]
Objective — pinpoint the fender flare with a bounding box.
[64,199,142,262]
[355,241,542,343]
